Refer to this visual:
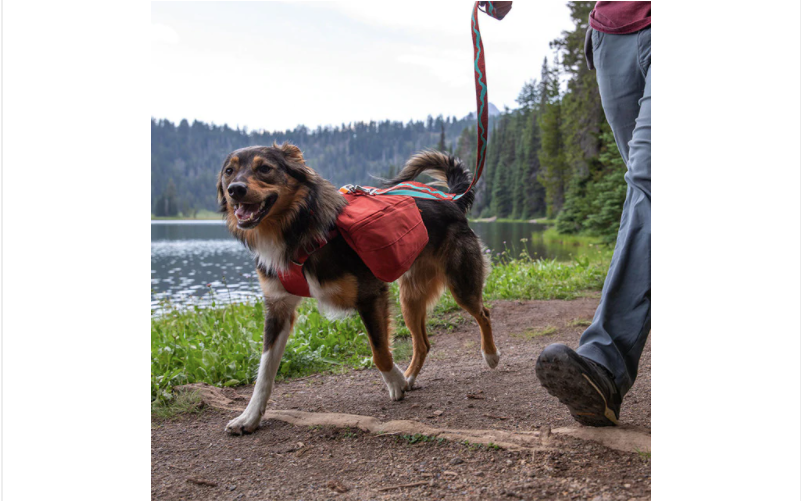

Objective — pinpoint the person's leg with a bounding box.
[536,27,650,426]
[578,27,651,397]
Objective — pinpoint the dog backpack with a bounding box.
[278,2,499,296]
[276,189,429,296]
[335,191,429,282]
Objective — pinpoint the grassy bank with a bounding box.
[151,248,611,406]
[468,217,558,225]
[541,227,603,247]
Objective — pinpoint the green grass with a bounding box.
[397,433,445,445]
[151,390,204,419]
[461,440,502,451]
[569,318,593,327]
[151,249,611,405]
[514,325,557,339]
[469,216,552,223]
[151,299,374,403]
[392,338,413,362]
[483,253,610,301]
[542,227,602,247]
[341,428,358,439]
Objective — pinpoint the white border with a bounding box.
[655,1,801,499]
[1,1,799,499]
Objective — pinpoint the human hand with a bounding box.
[479,1,512,20]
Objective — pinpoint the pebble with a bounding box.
[450,457,464,465]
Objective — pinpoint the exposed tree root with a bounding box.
[177,383,651,454]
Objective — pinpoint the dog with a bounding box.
[219,143,499,435]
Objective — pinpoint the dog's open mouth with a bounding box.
[233,193,278,229]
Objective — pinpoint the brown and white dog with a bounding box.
[219,143,499,435]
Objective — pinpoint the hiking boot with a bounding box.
[536,343,621,427]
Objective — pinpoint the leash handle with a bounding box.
[456,1,490,200]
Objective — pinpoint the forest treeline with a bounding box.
[151,111,494,218]
[152,2,626,243]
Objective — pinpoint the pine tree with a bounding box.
[490,116,514,217]
[537,58,570,218]
[582,127,627,244]
[521,98,546,218]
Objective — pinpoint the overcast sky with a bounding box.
[151,1,574,132]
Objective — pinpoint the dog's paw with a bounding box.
[482,349,501,369]
[381,365,407,401]
[405,374,416,391]
[225,411,262,435]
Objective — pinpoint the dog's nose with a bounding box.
[227,183,248,200]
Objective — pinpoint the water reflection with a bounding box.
[151,231,261,313]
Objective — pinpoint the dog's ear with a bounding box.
[280,142,304,163]
[278,142,310,183]
[217,154,231,213]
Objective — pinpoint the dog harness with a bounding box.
[277,2,503,296]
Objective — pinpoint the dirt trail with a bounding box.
[152,298,651,500]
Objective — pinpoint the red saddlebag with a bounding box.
[336,193,428,282]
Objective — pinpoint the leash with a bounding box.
[280,3,505,294]
[462,0,491,200]
[341,2,499,202]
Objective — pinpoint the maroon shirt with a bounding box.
[590,1,651,34]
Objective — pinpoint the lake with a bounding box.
[151,220,591,313]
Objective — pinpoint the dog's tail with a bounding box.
[382,150,474,214]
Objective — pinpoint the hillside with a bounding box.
[151,112,496,217]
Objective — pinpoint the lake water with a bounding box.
[151,220,591,313]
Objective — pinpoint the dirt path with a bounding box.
[152,299,651,500]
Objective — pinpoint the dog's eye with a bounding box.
[224,168,234,176]
[257,164,271,173]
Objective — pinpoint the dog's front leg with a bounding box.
[226,296,300,435]
[357,286,407,401]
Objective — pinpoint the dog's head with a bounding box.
[217,143,311,230]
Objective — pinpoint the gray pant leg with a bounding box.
[576,28,651,397]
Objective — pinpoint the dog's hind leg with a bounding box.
[226,278,300,435]
[357,283,406,401]
[398,263,444,389]
[445,239,499,369]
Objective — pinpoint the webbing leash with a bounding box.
[287,3,501,293]
[461,0,491,200]
[341,2,499,202]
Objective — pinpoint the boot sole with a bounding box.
[536,347,619,427]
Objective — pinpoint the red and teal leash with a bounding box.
[342,2,498,202]
[462,0,491,200]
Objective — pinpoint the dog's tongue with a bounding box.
[235,203,260,220]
